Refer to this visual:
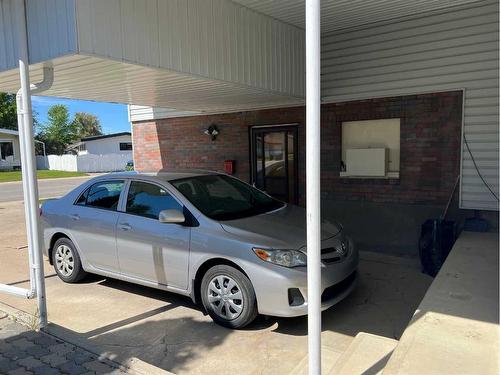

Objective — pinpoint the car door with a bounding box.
[116,180,191,290]
[68,179,125,273]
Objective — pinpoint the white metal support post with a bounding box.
[16,0,48,328]
[0,63,52,305]
[306,0,322,374]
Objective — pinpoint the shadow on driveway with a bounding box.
[1,252,432,374]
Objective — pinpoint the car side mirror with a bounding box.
[159,209,185,224]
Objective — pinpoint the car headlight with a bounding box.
[253,248,307,268]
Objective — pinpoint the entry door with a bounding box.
[251,126,298,204]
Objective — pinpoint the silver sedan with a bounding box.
[41,171,358,328]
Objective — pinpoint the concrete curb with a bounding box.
[0,302,174,375]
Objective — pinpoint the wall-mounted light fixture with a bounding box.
[203,124,219,141]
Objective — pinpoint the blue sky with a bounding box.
[31,96,131,135]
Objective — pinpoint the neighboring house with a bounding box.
[0,128,21,171]
[66,132,132,156]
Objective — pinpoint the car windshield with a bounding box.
[170,174,285,221]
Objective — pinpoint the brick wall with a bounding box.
[321,91,463,206]
[133,107,305,182]
[133,91,462,207]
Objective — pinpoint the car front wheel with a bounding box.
[52,237,87,283]
[201,265,258,329]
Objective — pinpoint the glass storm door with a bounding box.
[251,126,298,204]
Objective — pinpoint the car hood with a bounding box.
[219,204,341,251]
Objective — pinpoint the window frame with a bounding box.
[121,179,185,221]
[340,118,401,180]
[0,140,15,161]
[73,179,126,212]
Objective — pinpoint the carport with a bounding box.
[0,0,498,374]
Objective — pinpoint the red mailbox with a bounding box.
[224,160,235,175]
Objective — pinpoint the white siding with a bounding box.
[128,105,203,122]
[0,0,18,71]
[75,0,305,98]
[0,0,77,72]
[84,135,132,155]
[321,0,499,211]
[26,0,77,64]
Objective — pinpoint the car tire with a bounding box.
[201,265,258,329]
[52,237,87,283]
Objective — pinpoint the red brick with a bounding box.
[133,91,462,206]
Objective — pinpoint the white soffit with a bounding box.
[0,55,304,113]
[232,0,486,33]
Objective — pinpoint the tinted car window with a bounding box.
[126,181,182,220]
[85,180,124,210]
[75,188,88,205]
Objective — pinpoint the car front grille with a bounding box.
[321,242,348,264]
[321,271,357,303]
[321,247,342,264]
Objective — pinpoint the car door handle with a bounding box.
[70,214,80,221]
[118,223,132,231]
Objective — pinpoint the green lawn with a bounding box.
[0,170,87,183]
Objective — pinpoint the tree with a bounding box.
[0,92,41,132]
[37,105,77,155]
[72,112,103,138]
[0,93,18,130]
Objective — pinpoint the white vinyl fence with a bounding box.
[37,153,132,172]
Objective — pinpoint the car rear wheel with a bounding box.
[52,237,87,283]
[201,265,258,329]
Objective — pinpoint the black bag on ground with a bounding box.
[418,219,456,277]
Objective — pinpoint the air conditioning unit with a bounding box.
[345,148,387,177]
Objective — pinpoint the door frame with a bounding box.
[249,124,299,204]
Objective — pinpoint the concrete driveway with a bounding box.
[0,175,95,202]
[0,201,432,374]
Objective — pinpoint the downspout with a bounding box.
[13,66,54,300]
[0,0,53,329]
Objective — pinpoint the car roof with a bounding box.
[94,169,220,183]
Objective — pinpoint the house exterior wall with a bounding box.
[320,0,499,211]
[129,0,499,211]
[84,135,132,155]
[133,91,467,254]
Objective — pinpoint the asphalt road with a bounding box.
[0,175,94,202]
